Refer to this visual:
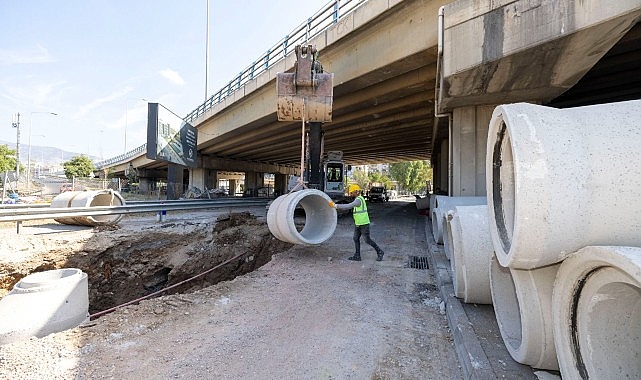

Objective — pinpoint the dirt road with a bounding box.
[0,199,463,379]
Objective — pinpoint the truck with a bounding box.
[368,186,388,203]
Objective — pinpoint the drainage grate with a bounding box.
[408,256,430,270]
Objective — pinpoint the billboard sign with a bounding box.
[146,103,197,167]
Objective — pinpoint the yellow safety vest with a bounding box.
[353,195,370,226]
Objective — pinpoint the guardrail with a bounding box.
[94,0,367,170]
[0,198,270,225]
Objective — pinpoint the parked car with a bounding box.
[368,186,388,202]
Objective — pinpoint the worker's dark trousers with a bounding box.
[353,223,382,256]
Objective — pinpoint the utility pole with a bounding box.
[11,113,21,179]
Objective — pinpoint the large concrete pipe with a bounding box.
[51,189,125,226]
[267,189,337,245]
[447,210,465,299]
[451,205,493,305]
[415,195,430,210]
[489,254,560,370]
[431,196,486,244]
[553,246,641,379]
[0,268,89,345]
[443,211,455,260]
[486,100,641,269]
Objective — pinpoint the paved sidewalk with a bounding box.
[422,215,539,379]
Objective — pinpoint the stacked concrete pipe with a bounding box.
[0,268,89,345]
[431,196,486,244]
[487,101,641,269]
[449,205,493,305]
[486,100,641,372]
[267,189,337,245]
[51,189,126,226]
[553,246,641,379]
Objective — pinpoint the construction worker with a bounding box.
[329,184,385,261]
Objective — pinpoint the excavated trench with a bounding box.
[0,212,293,316]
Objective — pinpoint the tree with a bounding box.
[351,168,370,190]
[389,160,432,193]
[63,155,95,179]
[0,144,19,173]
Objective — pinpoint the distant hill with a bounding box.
[0,140,100,165]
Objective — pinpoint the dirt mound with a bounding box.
[0,212,292,316]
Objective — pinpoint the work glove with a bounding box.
[328,201,336,208]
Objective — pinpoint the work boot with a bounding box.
[376,251,384,261]
[348,255,361,261]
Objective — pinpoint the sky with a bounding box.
[0,0,330,161]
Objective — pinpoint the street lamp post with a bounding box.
[28,111,58,191]
[11,113,21,180]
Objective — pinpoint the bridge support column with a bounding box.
[274,173,288,197]
[229,179,238,196]
[450,105,495,197]
[138,177,155,195]
[189,168,217,191]
[244,171,264,197]
[167,164,184,200]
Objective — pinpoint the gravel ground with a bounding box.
[0,199,463,379]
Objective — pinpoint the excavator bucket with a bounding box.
[277,45,333,122]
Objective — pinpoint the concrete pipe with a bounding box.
[415,195,430,210]
[448,210,465,298]
[486,100,641,269]
[553,246,641,379]
[267,189,337,245]
[451,205,493,305]
[489,254,560,370]
[51,189,125,226]
[443,210,455,260]
[431,196,486,244]
[0,268,89,345]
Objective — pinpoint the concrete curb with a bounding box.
[424,217,495,380]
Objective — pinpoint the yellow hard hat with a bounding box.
[348,184,361,194]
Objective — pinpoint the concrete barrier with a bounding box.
[51,189,125,226]
[267,189,337,245]
[489,254,560,370]
[0,268,89,345]
[553,246,641,379]
[486,100,641,269]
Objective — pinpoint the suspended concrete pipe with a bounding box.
[450,205,493,305]
[431,196,486,245]
[486,100,641,270]
[553,246,641,379]
[0,268,89,345]
[51,189,126,226]
[489,254,560,370]
[267,189,337,245]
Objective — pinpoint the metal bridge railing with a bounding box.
[96,0,367,170]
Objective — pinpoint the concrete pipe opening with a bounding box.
[553,246,641,379]
[51,189,125,226]
[486,100,641,269]
[489,254,560,370]
[0,268,89,345]
[267,189,337,245]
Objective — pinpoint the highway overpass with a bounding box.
[96,0,641,198]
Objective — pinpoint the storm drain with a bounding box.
[408,256,430,270]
